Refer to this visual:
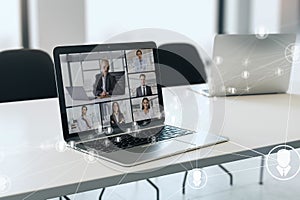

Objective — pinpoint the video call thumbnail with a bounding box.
[100,99,133,128]
[128,72,158,98]
[126,49,155,73]
[66,104,101,134]
[131,96,160,122]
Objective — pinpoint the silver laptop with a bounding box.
[201,34,296,97]
[53,42,228,167]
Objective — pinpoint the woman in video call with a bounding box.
[140,97,154,120]
[110,102,125,127]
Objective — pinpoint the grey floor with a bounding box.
[52,155,300,200]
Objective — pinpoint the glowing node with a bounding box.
[227,87,237,94]
[285,43,300,63]
[84,150,97,163]
[246,87,251,92]
[214,56,223,65]
[187,168,208,189]
[241,70,250,79]
[266,145,300,181]
[55,141,67,152]
[96,124,103,134]
[275,68,283,76]
[69,140,76,148]
[242,58,250,66]
[255,26,269,39]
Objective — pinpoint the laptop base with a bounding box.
[76,132,228,167]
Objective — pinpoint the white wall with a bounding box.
[0,0,21,51]
[250,0,281,34]
[85,0,217,55]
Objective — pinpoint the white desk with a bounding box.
[1,84,300,200]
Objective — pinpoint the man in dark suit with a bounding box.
[136,74,152,97]
[93,59,116,97]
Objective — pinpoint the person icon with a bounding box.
[276,149,291,177]
[110,102,125,127]
[192,170,202,187]
[136,74,153,97]
[133,49,147,72]
[93,59,116,98]
[77,105,93,131]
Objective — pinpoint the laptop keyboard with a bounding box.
[77,125,194,153]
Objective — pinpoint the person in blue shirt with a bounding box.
[133,49,147,72]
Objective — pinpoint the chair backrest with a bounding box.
[158,43,207,87]
[0,49,57,103]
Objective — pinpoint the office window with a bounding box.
[85,0,217,55]
[0,0,22,51]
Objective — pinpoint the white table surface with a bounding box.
[1,82,300,200]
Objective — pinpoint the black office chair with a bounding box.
[0,49,57,103]
[158,43,233,194]
[0,49,71,200]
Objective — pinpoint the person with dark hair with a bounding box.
[136,74,152,97]
[133,49,147,72]
[77,105,93,131]
[139,97,154,120]
[93,59,116,98]
[110,102,125,127]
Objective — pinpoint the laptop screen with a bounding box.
[53,42,164,141]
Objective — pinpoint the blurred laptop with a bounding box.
[53,42,228,167]
[66,86,95,100]
[201,34,296,97]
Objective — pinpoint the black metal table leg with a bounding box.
[99,188,106,200]
[259,156,265,185]
[146,179,159,200]
[62,196,70,200]
[218,164,233,186]
[182,171,188,194]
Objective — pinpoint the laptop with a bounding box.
[201,34,296,97]
[53,42,228,167]
[66,86,95,100]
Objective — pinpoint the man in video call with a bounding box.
[77,105,93,131]
[133,49,147,72]
[93,59,116,98]
[136,74,152,97]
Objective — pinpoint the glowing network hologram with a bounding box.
[285,43,300,64]
[187,168,207,189]
[266,145,300,181]
[0,175,10,194]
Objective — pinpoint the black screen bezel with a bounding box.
[53,42,164,142]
